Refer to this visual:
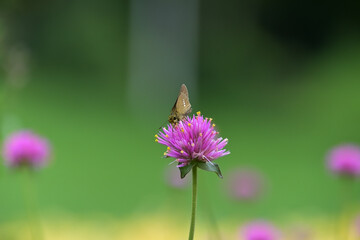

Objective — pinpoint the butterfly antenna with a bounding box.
[168,159,177,165]
[158,120,168,130]
[204,156,215,166]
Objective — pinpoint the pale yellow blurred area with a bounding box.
[0,212,225,240]
[0,212,359,240]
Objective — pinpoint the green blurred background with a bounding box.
[1,0,360,226]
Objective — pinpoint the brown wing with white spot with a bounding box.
[168,84,192,124]
[175,84,192,116]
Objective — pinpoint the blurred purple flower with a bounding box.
[165,165,189,188]
[156,113,230,167]
[353,214,360,237]
[327,144,360,177]
[241,221,280,240]
[288,225,313,240]
[2,130,50,168]
[227,169,264,201]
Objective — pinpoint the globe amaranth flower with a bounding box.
[228,168,264,201]
[327,144,360,177]
[156,112,230,168]
[241,221,280,240]
[2,130,51,168]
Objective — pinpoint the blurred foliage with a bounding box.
[0,1,360,237]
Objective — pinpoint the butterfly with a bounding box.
[168,84,192,125]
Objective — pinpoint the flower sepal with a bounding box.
[197,161,223,179]
[179,161,223,179]
[179,161,197,179]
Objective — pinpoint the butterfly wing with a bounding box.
[169,84,192,124]
[175,84,192,117]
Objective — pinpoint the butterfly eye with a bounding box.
[173,117,177,121]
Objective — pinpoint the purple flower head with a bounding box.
[241,221,280,240]
[228,168,264,201]
[156,112,230,168]
[327,144,360,177]
[2,130,50,168]
[165,165,189,188]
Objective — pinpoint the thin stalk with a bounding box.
[188,166,198,240]
[338,177,354,240]
[202,181,221,240]
[22,168,43,240]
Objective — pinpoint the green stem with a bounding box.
[202,180,221,240]
[22,168,43,240]
[338,177,354,240]
[188,166,198,240]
